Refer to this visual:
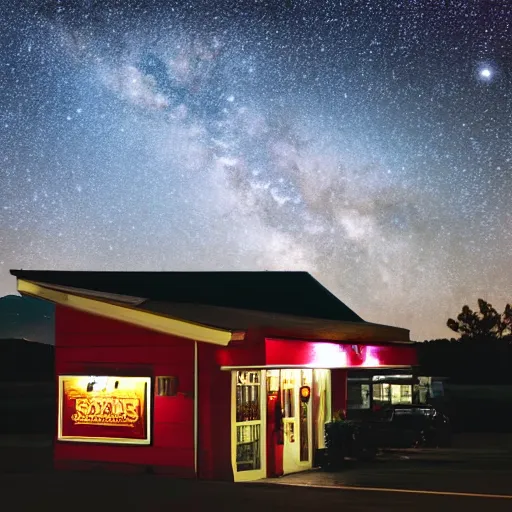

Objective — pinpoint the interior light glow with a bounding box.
[373,374,413,381]
[310,343,348,367]
[361,346,381,367]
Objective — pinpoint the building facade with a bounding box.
[11,270,417,481]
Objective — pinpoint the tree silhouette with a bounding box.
[447,299,512,342]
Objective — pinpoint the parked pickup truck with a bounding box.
[371,404,452,448]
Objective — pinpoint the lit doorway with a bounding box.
[279,369,313,474]
[231,368,330,481]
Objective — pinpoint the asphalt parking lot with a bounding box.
[260,453,512,496]
[1,439,511,511]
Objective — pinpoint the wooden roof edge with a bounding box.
[15,279,236,346]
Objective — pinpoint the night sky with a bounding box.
[1,1,511,341]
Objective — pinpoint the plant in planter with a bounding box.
[323,412,378,470]
[323,411,353,470]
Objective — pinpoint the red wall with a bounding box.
[197,343,233,481]
[53,306,417,480]
[216,329,266,368]
[331,369,348,416]
[54,306,195,477]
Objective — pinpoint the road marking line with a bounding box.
[271,482,512,499]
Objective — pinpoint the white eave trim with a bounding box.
[17,279,233,346]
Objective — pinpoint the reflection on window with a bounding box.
[348,382,371,409]
[281,371,296,418]
[391,384,412,405]
[236,424,261,472]
[373,383,390,402]
[236,371,260,422]
[374,383,412,405]
[301,370,312,387]
[415,384,428,404]
[235,371,261,472]
[267,370,280,393]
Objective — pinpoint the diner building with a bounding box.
[10,270,417,482]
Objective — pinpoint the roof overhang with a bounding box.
[13,276,411,348]
[139,301,411,344]
[16,279,235,346]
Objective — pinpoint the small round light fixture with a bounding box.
[300,385,311,403]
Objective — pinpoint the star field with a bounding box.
[1,1,511,341]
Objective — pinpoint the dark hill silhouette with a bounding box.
[0,338,54,381]
[0,295,54,344]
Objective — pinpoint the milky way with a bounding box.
[1,1,511,340]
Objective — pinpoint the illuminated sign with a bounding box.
[58,375,151,445]
[310,343,382,368]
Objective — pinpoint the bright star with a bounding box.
[480,68,492,79]
[476,62,497,82]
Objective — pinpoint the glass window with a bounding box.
[361,384,370,408]
[236,371,260,422]
[236,424,261,472]
[281,370,296,418]
[400,384,412,403]
[391,384,412,404]
[301,370,312,387]
[235,371,262,472]
[373,383,390,403]
[347,382,371,409]
[415,384,429,404]
[267,370,280,393]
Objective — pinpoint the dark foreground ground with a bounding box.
[1,438,512,511]
[1,471,511,512]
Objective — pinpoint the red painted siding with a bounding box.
[53,305,417,481]
[331,369,348,415]
[54,305,195,477]
[197,343,233,481]
[216,330,266,368]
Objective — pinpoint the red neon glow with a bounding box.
[309,343,348,367]
[361,345,381,367]
[264,339,417,368]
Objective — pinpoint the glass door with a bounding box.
[231,370,266,481]
[281,369,313,474]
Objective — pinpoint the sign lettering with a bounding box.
[72,397,140,426]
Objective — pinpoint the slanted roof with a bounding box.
[140,301,410,343]
[10,270,411,345]
[10,270,364,323]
